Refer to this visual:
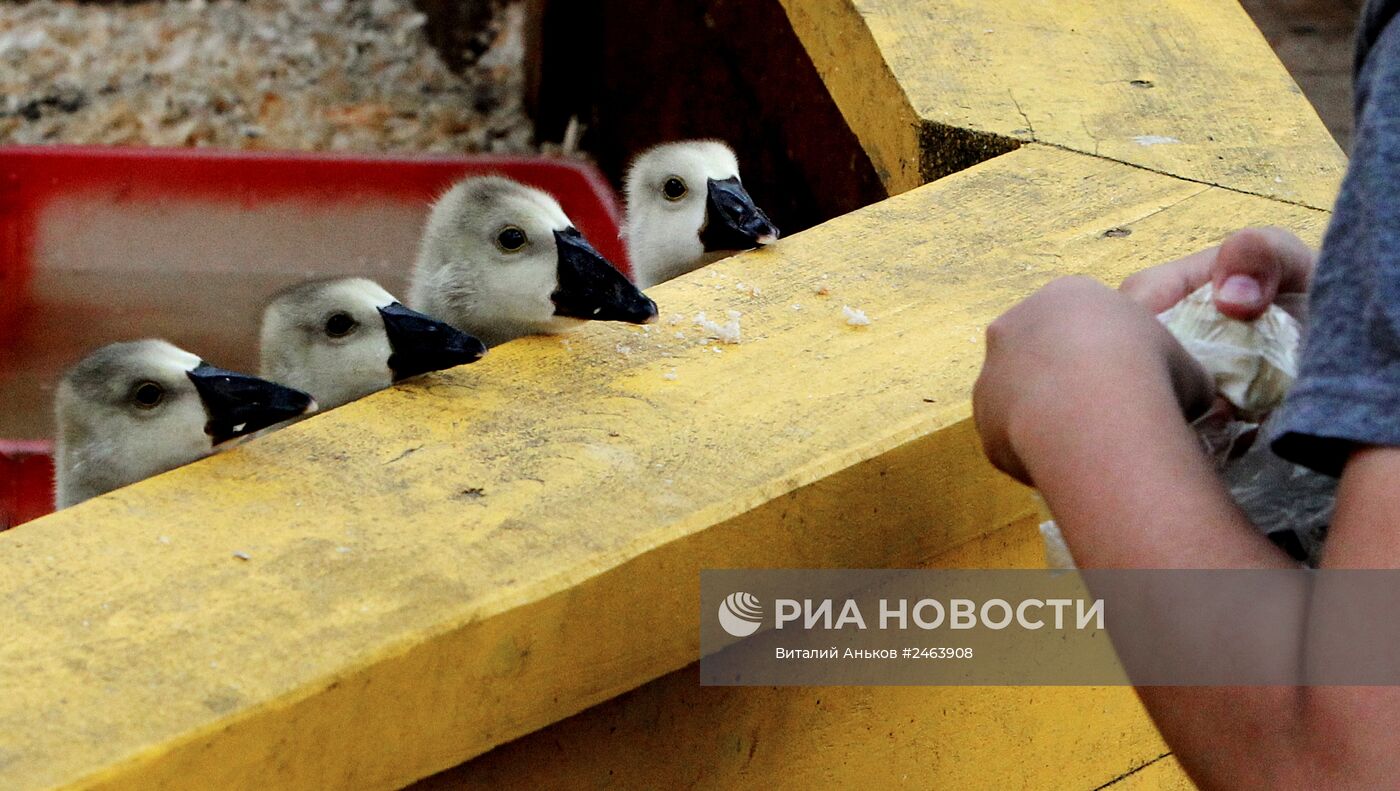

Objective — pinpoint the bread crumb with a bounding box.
[694,310,741,343]
[816,286,831,296]
[842,305,872,326]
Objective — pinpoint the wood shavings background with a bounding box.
[0,0,533,152]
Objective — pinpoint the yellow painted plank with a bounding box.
[781,0,1346,208]
[411,522,1194,791]
[0,146,1325,791]
[776,0,927,193]
[1113,755,1197,790]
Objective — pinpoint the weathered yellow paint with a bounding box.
[780,0,1346,207]
[776,0,927,193]
[1115,754,1197,790]
[0,146,1323,790]
[413,521,1197,790]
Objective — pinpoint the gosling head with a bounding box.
[54,339,315,509]
[260,277,486,410]
[409,175,658,347]
[623,140,779,288]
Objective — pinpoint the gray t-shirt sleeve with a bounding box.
[1269,1,1400,476]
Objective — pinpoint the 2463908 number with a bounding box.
[907,647,973,659]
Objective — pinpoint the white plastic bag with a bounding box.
[1157,284,1301,421]
[1038,285,1331,569]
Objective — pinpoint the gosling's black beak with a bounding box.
[551,227,658,324]
[378,302,487,380]
[700,176,779,253]
[187,362,317,444]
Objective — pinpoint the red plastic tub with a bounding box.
[0,145,626,528]
[0,440,54,530]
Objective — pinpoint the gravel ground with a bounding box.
[0,0,533,152]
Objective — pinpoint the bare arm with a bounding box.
[983,277,1288,570]
[974,230,1400,789]
[1137,451,1400,789]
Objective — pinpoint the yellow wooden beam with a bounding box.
[411,520,1197,790]
[1115,755,1196,790]
[780,0,1346,208]
[0,145,1323,790]
[775,0,927,194]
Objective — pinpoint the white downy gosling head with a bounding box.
[260,277,486,410]
[54,339,315,509]
[623,140,779,289]
[409,175,657,347]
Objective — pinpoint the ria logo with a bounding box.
[718,591,764,637]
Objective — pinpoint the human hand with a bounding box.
[973,276,1215,485]
[1118,227,1315,320]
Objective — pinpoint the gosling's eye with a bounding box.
[662,177,687,202]
[324,312,358,338]
[131,381,165,409]
[496,226,528,252]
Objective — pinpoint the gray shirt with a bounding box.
[1270,0,1400,476]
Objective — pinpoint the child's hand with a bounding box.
[973,276,1216,485]
[973,227,1312,486]
[1118,227,1315,319]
